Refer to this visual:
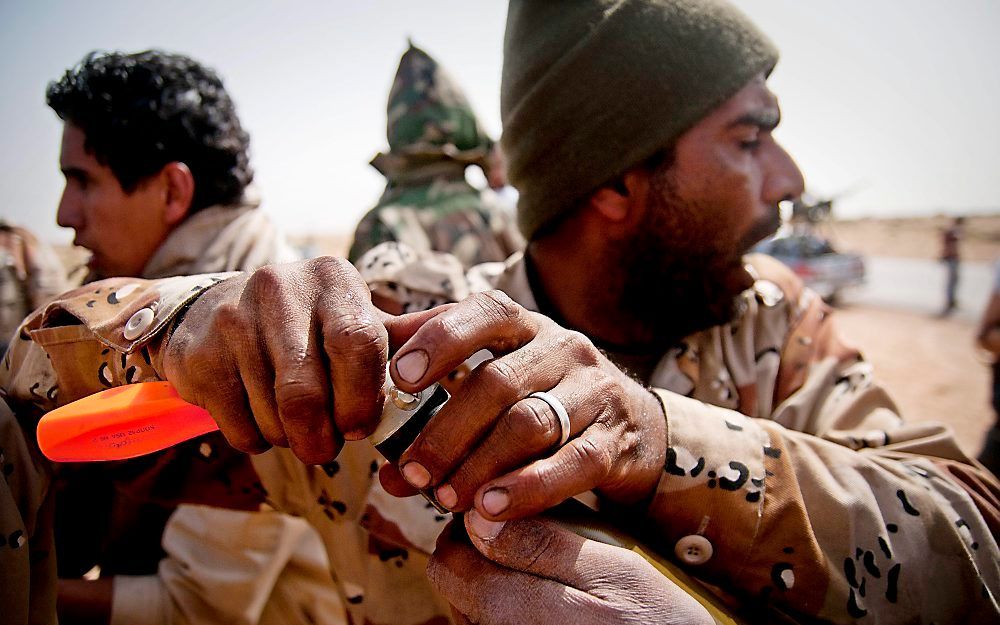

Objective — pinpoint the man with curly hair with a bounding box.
[10,50,340,625]
[46,49,274,281]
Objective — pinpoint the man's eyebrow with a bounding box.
[728,109,781,131]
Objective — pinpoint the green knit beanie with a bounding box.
[502,0,779,240]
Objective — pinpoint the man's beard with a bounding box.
[609,171,779,349]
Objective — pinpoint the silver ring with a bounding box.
[527,391,571,447]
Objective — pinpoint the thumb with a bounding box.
[463,511,626,592]
[464,512,720,625]
[381,304,456,354]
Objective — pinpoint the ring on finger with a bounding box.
[527,391,570,447]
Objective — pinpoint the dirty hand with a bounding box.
[428,512,714,625]
[380,290,667,520]
[161,257,439,465]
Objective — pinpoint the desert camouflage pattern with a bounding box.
[0,221,68,356]
[0,203,312,625]
[4,242,998,624]
[0,220,68,623]
[349,43,523,267]
[360,244,1000,624]
[1,271,453,625]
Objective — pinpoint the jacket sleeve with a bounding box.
[0,397,57,625]
[109,506,346,625]
[643,260,1000,624]
[1,273,235,416]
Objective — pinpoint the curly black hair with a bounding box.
[46,50,253,212]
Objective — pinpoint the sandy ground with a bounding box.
[834,304,993,456]
[818,214,1000,262]
[829,215,998,458]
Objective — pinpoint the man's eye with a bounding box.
[740,138,761,151]
[71,174,90,190]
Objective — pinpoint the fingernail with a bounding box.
[436,484,458,509]
[401,461,430,488]
[468,510,505,540]
[481,487,510,515]
[396,350,429,384]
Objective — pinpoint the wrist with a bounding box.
[599,383,668,505]
[152,274,244,379]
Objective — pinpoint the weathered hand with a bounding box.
[427,512,714,625]
[381,290,666,520]
[161,257,394,465]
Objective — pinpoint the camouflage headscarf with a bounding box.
[371,43,493,181]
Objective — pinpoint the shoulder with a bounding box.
[739,254,862,404]
[744,253,806,307]
[358,241,511,315]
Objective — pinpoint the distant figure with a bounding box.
[976,260,1000,476]
[0,220,67,355]
[940,216,964,314]
[348,42,523,267]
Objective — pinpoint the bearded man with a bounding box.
[4,2,997,624]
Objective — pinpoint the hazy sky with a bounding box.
[2,0,998,245]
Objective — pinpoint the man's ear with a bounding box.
[161,162,194,226]
[588,167,649,224]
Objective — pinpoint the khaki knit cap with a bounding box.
[502,0,779,240]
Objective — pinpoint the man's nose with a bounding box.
[763,142,806,205]
[56,187,81,229]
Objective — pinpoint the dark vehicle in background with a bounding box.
[754,234,865,303]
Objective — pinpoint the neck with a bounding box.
[526,241,662,354]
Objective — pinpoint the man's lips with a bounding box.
[740,208,782,253]
[72,239,98,267]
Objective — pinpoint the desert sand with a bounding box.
[815,213,1000,262]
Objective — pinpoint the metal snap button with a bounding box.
[124,308,155,340]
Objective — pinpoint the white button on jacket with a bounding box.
[124,307,155,340]
[674,535,713,565]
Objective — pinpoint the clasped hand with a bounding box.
[161,258,704,625]
[162,257,666,515]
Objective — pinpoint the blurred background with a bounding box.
[2,0,998,455]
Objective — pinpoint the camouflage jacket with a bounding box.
[0,202,302,625]
[3,244,998,625]
[0,222,68,356]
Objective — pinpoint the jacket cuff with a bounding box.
[30,273,238,354]
[648,389,773,576]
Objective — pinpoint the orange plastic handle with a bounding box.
[36,382,745,622]
[37,382,218,462]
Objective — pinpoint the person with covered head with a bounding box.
[3,2,998,624]
[348,41,523,268]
